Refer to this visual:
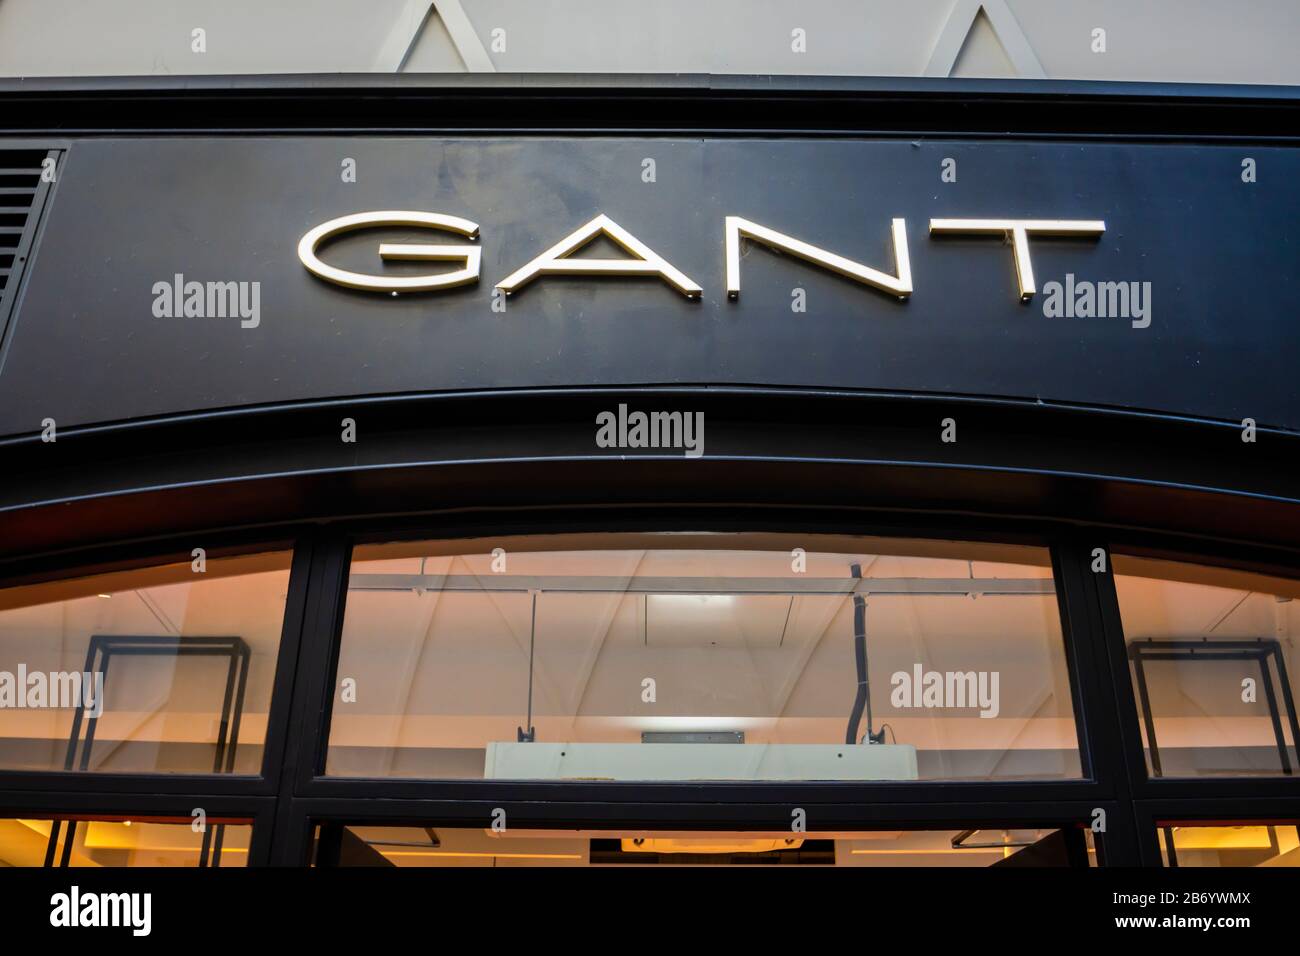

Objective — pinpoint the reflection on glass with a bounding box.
[0,552,291,774]
[1,815,251,867]
[326,533,1080,781]
[316,824,1095,867]
[1158,822,1300,867]
[1114,556,1300,778]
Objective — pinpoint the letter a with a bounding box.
[495,214,702,298]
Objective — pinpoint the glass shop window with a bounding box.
[1113,556,1300,778]
[314,823,1096,868]
[0,551,291,774]
[0,814,251,867]
[325,533,1081,782]
[1156,821,1300,867]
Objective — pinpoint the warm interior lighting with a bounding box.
[850,847,1006,855]
[1170,826,1277,850]
[380,851,583,861]
[0,551,292,776]
[81,820,249,853]
[621,837,803,854]
[326,535,1079,783]
[3,818,252,867]
[330,825,1096,867]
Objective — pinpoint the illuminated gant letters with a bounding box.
[298,211,1105,302]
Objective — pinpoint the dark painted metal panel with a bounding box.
[1,73,1299,138]
[3,388,1300,560]
[0,136,1295,435]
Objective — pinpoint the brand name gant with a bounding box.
[299,211,1105,302]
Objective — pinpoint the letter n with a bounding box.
[725,217,912,299]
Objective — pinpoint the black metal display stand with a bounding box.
[1128,638,1300,777]
[1128,637,1300,867]
[45,635,250,868]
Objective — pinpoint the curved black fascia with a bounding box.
[0,76,1294,572]
[2,387,1297,569]
[0,73,1298,139]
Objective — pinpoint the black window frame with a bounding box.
[271,511,1138,864]
[0,511,1297,867]
[0,531,312,867]
[295,517,1100,792]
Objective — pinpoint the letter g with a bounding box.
[298,211,481,292]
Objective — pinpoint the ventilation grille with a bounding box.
[0,148,57,321]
